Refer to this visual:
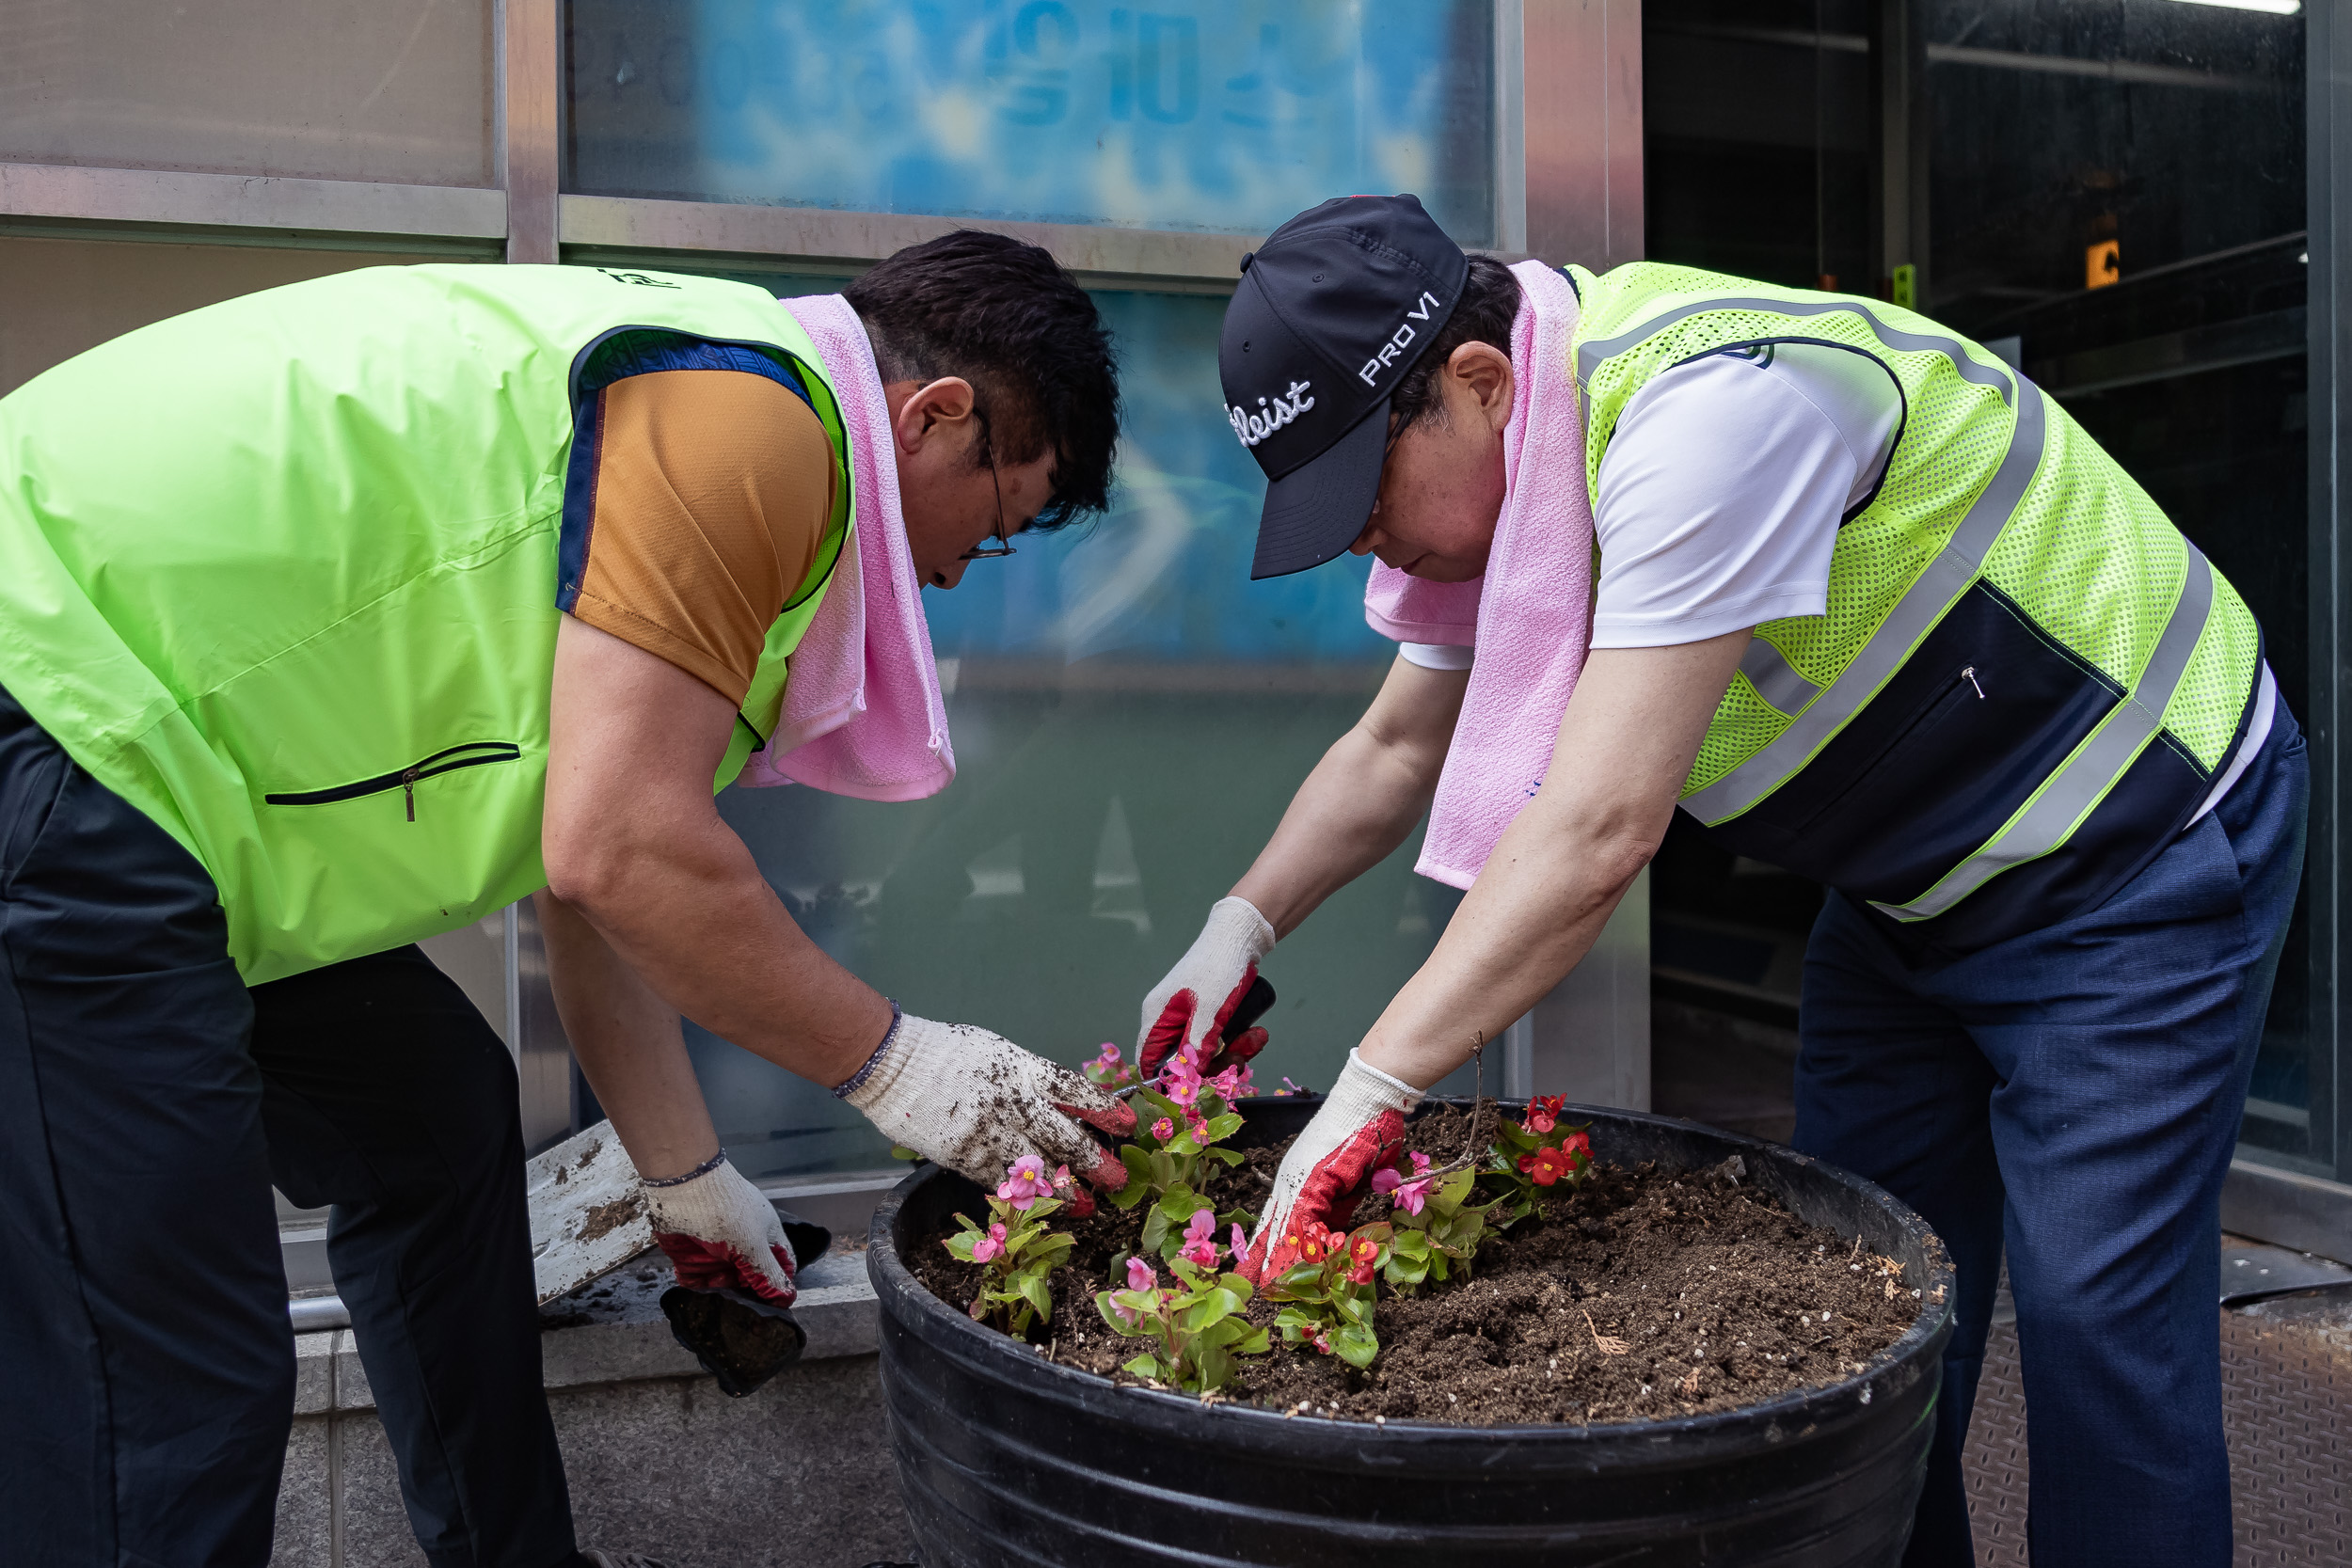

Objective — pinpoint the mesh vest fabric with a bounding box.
[1568,261,2261,947]
[0,263,850,983]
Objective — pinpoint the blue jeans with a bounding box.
[1794,712,2307,1568]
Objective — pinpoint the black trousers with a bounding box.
[0,687,581,1568]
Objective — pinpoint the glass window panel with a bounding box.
[0,0,495,186]
[1642,0,2314,1168]
[1925,0,2311,1167]
[663,279,1448,1179]
[0,236,459,398]
[564,0,1497,243]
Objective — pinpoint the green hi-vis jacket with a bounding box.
[1570,262,2263,951]
[0,264,850,984]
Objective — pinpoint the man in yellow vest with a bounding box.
[1143,196,2300,1565]
[0,233,1130,1566]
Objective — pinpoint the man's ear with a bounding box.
[1446,342,1516,433]
[893,375,977,455]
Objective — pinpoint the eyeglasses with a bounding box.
[959,409,1019,562]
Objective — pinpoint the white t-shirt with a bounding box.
[1396,340,2273,820]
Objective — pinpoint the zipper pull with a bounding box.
[1962,666,1986,699]
[403,767,420,822]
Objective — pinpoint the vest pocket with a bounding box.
[264,742,522,822]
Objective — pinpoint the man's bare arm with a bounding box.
[540,615,893,1091]
[1359,630,1752,1086]
[1232,654,1470,936]
[532,886,721,1179]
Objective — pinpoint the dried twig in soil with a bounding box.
[1679,1368,1701,1397]
[1583,1309,1630,1355]
[1412,1037,1495,1186]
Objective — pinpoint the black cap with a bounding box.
[1219,195,1470,579]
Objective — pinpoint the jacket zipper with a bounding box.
[264,742,522,821]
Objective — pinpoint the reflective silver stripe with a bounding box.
[1869,546,2217,922]
[1682,379,2050,824]
[1740,638,1820,716]
[1577,296,2016,404]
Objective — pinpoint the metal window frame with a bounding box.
[0,0,1654,1132]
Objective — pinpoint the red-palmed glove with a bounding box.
[841,1010,1134,1214]
[1137,896,1276,1078]
[643,1155,798,1306]
[1238,1049,1422,1284]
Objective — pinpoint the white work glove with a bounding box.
[1136,895,1276,1079]
[643,1155,798,1306]
[843,1010,1134,1213]
[1238,1049,1422,1284]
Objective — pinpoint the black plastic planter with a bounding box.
[868,1100,1955,1567]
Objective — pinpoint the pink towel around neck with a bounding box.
[734,294,957,801]
[1362,260,1594,888]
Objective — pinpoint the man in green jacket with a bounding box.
[0,233,1130,1567]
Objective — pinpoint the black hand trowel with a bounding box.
[659,1210,831,1398]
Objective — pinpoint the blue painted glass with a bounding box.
[565,0,1497,243]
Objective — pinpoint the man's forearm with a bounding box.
[547,812,890,1091]
[533,887,721,1180]
[1232,656,1468,936]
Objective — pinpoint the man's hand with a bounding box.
[1237,1051,1421,1284]
[643,1157,798,1306]
[844,1014,1134,1213]
[1136,896,1275,1079]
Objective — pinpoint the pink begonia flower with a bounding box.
[1127,1256,1159,1292]
[1151,1116,1176,1141]
[970,1221,1008,1264]
[1279,1076,1310,1097]
[996,1154,1053,1211]
[1179,1209,1220,1269]
[1049,1164,1074,1193]
[1208,1063,1256,1101]
[1230,1224,1248,1259]
[1373,1151,1436,1215]
[1162,1054,1204,1107]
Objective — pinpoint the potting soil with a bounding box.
[913,1103,1924,1426]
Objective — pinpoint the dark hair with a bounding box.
[845,230,1120,529]
[1389,254,1523,436]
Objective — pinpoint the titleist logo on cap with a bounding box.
[1227,379,1316,448]
[1359,290,1445,388]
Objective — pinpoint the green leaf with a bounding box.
[1134,1087,1181,1124]
[1017,1271,1054,1323]
[1200,1113,1244,1143]
[1139,1205,1169,1253]
[1233,1324,1272,1356]
[1030,1233,1075,1267]
[1179,1289,1243,1333]
[1206,1147,1245,1168]
[944,1235,978,1262]
[1332,1323,1380,1370]
[1158,1184,1204,1224]
[1192,1341,1233,1393]
[1216,1272,1255,1305]
[1123,1353,1168,1382]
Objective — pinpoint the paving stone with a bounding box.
[1964,1289,2352,1566]
[273,1416,332,1567]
